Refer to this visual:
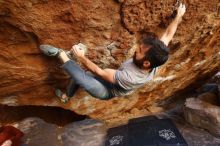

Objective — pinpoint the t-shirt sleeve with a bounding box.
[153,67,157,75]
[114,70,133,90]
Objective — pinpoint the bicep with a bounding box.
[99,68,116,83]
[114,70,134,90]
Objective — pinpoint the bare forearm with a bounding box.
[78,56,116,83]
[160,3,186,46]
[78,56,102,75]
[71,46,116,83]
[160,16,182,46]
[165,17,182,39]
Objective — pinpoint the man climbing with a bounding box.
[40,3,186,103]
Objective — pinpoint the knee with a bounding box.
[86,87,110,100]
[96,94,110,100]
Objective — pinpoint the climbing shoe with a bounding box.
[40,44,60,57]
[55,89,72,103]
[40,44,73,59]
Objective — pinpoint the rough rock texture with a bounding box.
[157,107,220,146]
[184,96,220,137]
[183,74,220,137]
[0,0,220,122]
[16,118,106,146]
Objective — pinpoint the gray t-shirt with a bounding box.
[111,58,157,96]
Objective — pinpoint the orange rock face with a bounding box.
[0,0,220,123]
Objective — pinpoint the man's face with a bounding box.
[133,44,151,69]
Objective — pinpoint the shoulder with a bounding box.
[123,58,133,65]
[119,58,134,69]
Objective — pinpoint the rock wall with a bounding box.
[0,0,220,123]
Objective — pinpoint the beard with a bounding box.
[133,52,146,69]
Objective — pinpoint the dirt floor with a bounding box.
[0,104,220,146]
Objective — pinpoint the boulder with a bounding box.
[197,92,219,106]
[184,97,220,137]
[17,118,106,146]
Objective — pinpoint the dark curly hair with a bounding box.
[141,35,170,68]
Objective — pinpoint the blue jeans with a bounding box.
[62,60,118,99]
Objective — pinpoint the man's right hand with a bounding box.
[176,3,186,18]
[71,45,85,59]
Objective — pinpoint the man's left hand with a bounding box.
[177,3,186,18]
